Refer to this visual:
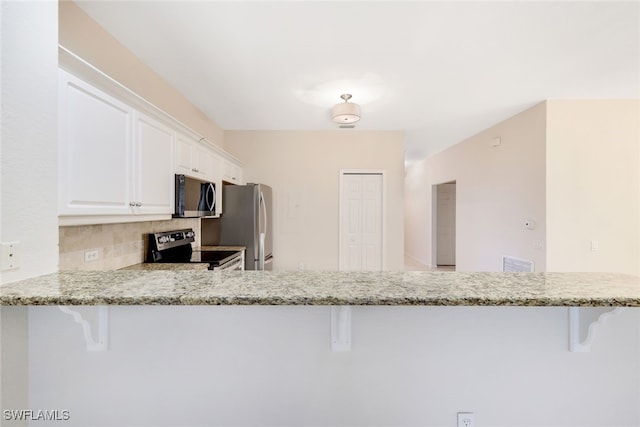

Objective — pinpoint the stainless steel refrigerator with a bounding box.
[219,183,273,270]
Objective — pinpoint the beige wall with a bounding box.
[546,100,640,275]
[405,103,547,271]
[406,99,640,275]
[58,0,224,147]
[224,130,405,271]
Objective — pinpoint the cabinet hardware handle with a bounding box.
[135,202,142,207]
[129,202,136,207]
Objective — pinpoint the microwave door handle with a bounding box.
[207,184,216,212]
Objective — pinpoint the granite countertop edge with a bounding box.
[2,296,639,307]
[1,270,639,307]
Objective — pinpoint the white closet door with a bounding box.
[340,173,383,271]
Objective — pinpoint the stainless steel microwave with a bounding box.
[174,174,216,218]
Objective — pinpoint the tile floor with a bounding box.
[403,256,455,271]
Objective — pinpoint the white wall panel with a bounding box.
[27,306,640,426]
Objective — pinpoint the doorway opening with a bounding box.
[432,181,456,270]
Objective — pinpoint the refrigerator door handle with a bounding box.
[259,232,265,270]
[258,190,267,270]
[259,190,268,271]
[260,191,267,237]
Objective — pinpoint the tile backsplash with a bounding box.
[59,218,200,270]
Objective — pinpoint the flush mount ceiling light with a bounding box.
[332,94,361,124]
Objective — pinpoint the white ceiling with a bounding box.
[75,1,640,165]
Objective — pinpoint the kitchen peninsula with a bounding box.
[2,271,639,306]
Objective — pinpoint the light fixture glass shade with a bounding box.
[332,101,361,124]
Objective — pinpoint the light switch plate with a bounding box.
[84,249,100,262]
[2,241,20,270]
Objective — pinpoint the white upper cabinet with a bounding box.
[134,112,175,215]
[175,133,214,181]
[223,158,244,184]
[175,134,194,176]
[59,69,134,216]
[59,69,174,221]
[192,143,214,181]
[58,54,245,225]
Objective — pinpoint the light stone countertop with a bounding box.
[119,263,211,271]
[1,271,639,306]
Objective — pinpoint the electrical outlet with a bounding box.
[84,249,100,262]
[457,412,474,427]
[1,242,20,270]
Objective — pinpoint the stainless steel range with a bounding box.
[147,229,244,271]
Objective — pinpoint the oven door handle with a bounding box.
[214,254,243,271]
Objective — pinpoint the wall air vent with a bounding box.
[502,256,534,272]
[339,124,356,129]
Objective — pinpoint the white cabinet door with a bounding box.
[192,144,214,181]
[223,159,243,184]
[175,133,214,181]
[175,134,193,177]
[134,112,174,215]
[59,70,134,215]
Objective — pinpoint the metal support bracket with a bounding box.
[58,305,109,351]
[331,306,351,352]
[568,307,625,352]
